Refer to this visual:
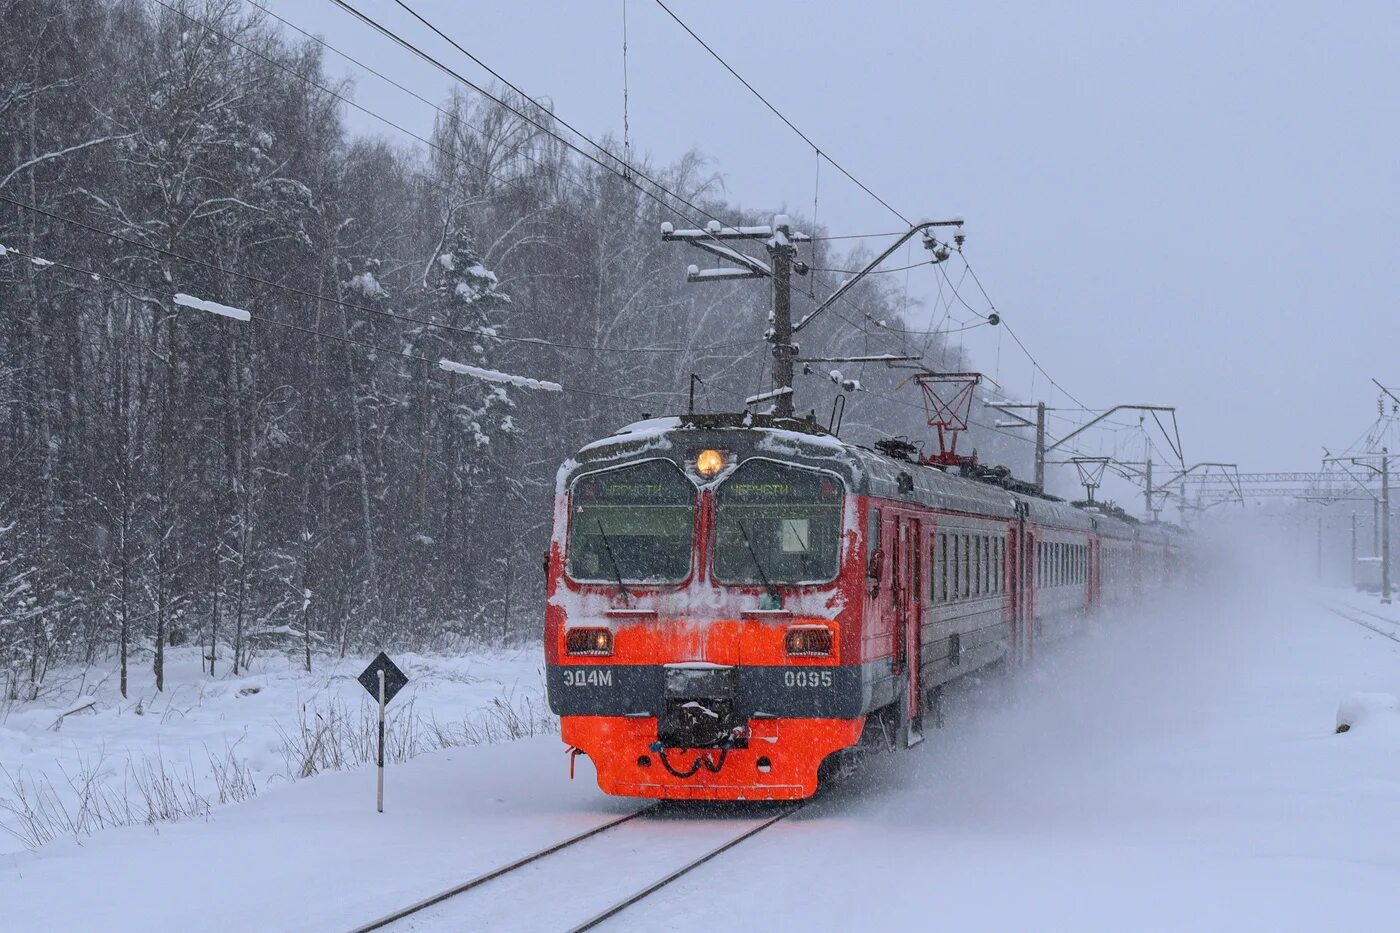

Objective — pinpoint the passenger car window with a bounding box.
[961,534,971,598]
[937,533,947,603]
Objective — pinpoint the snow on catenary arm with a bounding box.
[437,358,563,392]
[174,292,251,322]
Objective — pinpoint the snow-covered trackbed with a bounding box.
[366,802,802,932]
[1321,600,1400,644]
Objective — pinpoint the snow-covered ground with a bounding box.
[0,644,549,855]
[4,570,1400,931]
[650,579,1400,932]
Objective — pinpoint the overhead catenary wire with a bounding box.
[330,0,745,238]
[342,0,906,356]
[168,0,564,211]
[812,230,908,242]
[162,0,721,319]
[945,249,1095,412]
[644,0,1019,362]
[651,0,910,226]
[233,0,806,283]
[814,259,945,277]
[300,0,925,351]
[643,0,1004,351]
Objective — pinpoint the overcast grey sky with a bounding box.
[269,0,1400,492]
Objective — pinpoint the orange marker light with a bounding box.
[695,448,726,479]
[566,627,613,656]
[786,626,833,657]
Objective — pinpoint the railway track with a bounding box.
[348,801,803,932]
[1321,601,1400,644]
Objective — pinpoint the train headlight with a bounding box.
[785,626,833,657]
[566,627,613,656]
[694,448,726,479]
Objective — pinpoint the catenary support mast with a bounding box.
[662,215,810,417]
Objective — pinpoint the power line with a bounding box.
[814,259,942,277]
[159,0,545,207]
[651,0,910,226]
[934,258,990,322]
[946,249,1093,412]
[328,0,740,238]
[647,0,1019,371]
[855,317,988,339]
[812,230,907,242]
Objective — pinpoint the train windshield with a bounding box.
[567,460,695,584]
[713,460,843,585]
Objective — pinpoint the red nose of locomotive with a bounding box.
[549,612,864,800]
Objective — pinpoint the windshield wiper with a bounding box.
[595,520,632,598]
[737,521,779,601]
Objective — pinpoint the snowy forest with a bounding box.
[0,0,1008,699]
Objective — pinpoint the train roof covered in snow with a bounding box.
[561,413,1178,545]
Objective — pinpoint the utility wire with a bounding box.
[812,230,907,242]
[948,249,1094,412]
[331,0,741,238]
[814,259,942,277]
[163,0,549,208]
[651,0,910,226]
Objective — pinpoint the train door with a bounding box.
[1022,529,1037,663]
[894,515,923,745]
[1008,520,1021,663]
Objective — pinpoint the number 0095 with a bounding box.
[784,670,833,688]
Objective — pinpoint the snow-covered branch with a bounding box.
[0,134,134,191]
[437,359,562,392]
[174,293,251,323]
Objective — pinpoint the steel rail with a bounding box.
[1321,603,1400,644]
[566,804,806,933]
[1331,602,1400,628]
[346,805,660,933]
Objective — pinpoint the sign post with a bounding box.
[377,670,386,812]
[358,652,409,813]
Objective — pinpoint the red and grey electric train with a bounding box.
[545,412,1179,800]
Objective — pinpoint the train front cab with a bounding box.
[546,440,873,801]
